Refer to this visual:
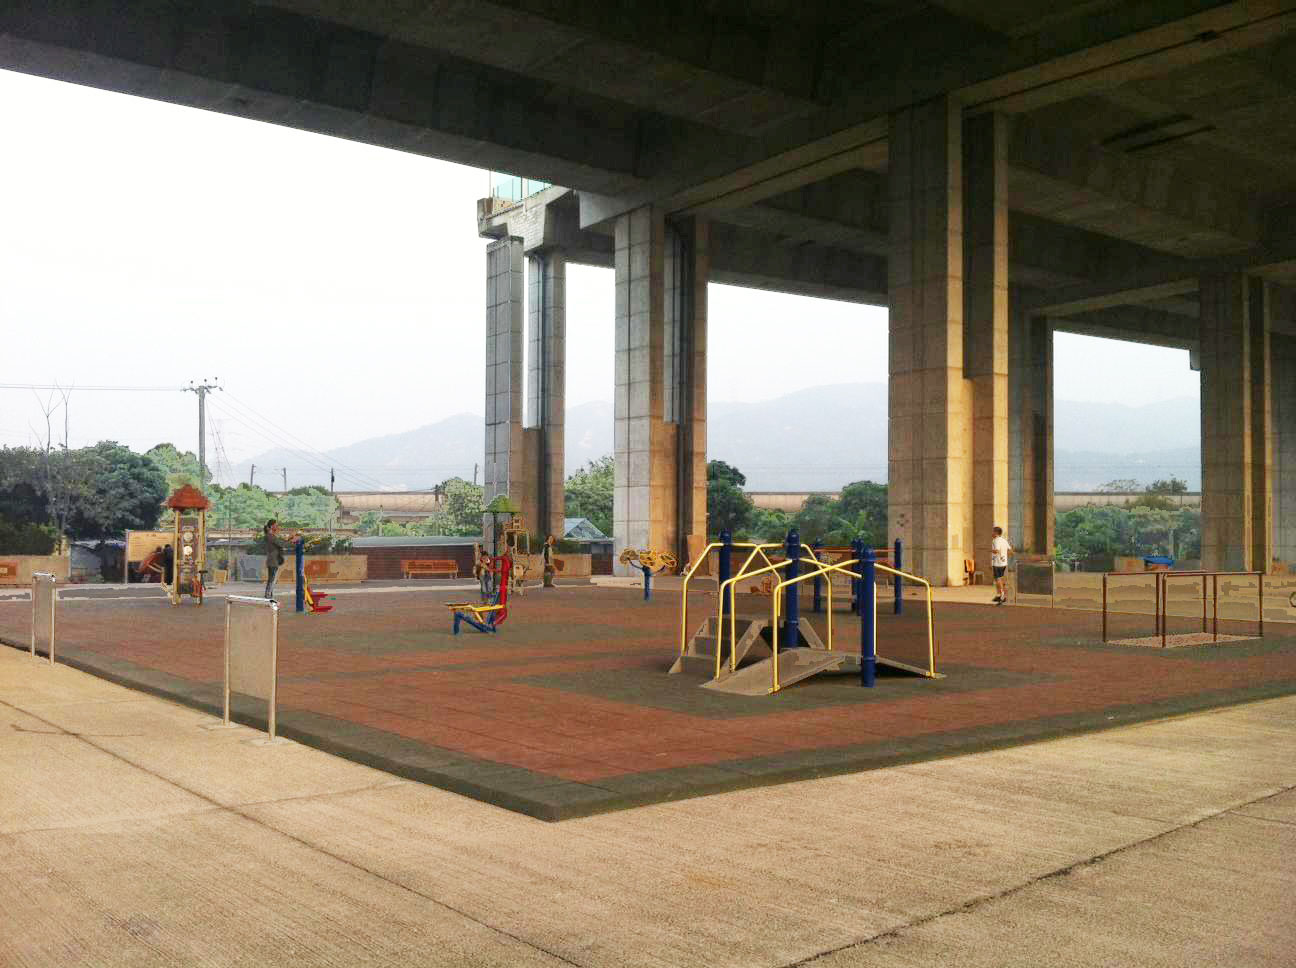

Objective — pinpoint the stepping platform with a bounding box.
[702,647,847,696]
[669,617,769,675]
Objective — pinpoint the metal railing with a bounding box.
[1102,570,1264,646]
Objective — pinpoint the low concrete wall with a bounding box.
[0,555,71,586]
[240,555,369,584]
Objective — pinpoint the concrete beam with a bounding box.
[1052,304,1201,352]
[708,222,888,307]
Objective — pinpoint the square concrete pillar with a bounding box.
[1009,306,1054,555]
[888,96,968,586]
[527,250,567,541]
[483,238,529,523]
[1274,333,1296,568]
[1199,273,1273,571]
[964,113,1010,570]
[613,208,708,572]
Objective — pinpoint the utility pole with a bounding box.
[249,464,256,486]
[185,379,220,484]
[281,467,288,491]
[473,462,479,486]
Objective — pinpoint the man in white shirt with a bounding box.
[991,526,1012,605]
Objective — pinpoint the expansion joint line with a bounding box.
[0,696,589,968]
[782,781,1296,968]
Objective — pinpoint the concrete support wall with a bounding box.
[964,114,1010,567]
[484,238,529,521]
[888,97,968,586]
[527,251,567,540]
[1009,305,1055,555]
[1199,274,1273,571]
[613,207,708,571]
[1275,334,1296,568]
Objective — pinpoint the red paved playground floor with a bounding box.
[3,584,1294,819]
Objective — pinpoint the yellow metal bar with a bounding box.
[715,544,770,677]
[769,559,863,691]
[678,541,722,657]
[873,563,937,675]
[716,559,793,677]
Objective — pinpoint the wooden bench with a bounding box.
[401,559,459,580]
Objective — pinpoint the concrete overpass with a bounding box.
[6,1,1296,580]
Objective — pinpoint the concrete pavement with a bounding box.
[1,644,1293,967]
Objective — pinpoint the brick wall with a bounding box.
[352,544,477,580]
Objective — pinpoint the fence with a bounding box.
[31,572,56,664]
[223,596,281,740]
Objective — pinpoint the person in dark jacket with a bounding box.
[262,519,299,601]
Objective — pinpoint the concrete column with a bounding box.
[1199,273,1273,571]
[613,207,707,572]
[527,250,566,541]
[1274,333,1296,568]
[483,238,528,520]
[964,113,1010,568]
[1009,305,1054,555]
[888,96,968,586]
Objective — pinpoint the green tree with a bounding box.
[0,517,57,554]
[441,477,485,536]
[1099,479,1141,493]
[745,507,790,542]
[1147,477,1189,495]
[565,456,614,537]
[145,442,207,491]
[707,460,754,537]
[0,446,50,523]
[64,442,168,539]
[835,480,889,545]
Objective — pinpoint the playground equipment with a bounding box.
[447,553,511,633]
[31,571,56,665]
[674,531,939,695]
[222,595,282,741]
[164,485,210,606]
[619,548,678,600]
[1102,569,1265,646]
[303,579,333,614]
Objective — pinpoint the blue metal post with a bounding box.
[893,538,903,615]
[811,540,823,613]
[785,528,800,647]
[718,530,732,625]
[642,565,651,601]
[294,538,305,614]
[861,547,876,687]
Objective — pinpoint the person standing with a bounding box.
[262,519,297,601]
[991,526,1012,605]
[542,534,557,588]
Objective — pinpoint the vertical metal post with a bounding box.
[1202,575,1207,633]
[785,529,800,647]
[860,548,876,687]
[894,538,903,615]
[811,540,823,614]
[223,598,232,727]
[294,538,305,614]
[1102,573,1107,643]
[1161,574,1167,649]
[1254,572,1264,640]
[718,530,732,626]
[642,565,651,601]
[268,602,280,740]
[1213,574,1219,641]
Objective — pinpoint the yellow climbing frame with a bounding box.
[766,559,938,694]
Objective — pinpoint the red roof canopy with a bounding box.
[165,484,211,510]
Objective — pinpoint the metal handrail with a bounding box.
[678,540,766,657]
[768,559,937,693]
[715,545,825,676]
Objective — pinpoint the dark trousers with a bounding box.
[264,564,280,600]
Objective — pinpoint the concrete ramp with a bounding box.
[702,648,846,696]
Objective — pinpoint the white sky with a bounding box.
[1,68,1199,474]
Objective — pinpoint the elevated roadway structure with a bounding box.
[6,1,1296,579]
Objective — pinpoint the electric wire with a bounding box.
[205,399,351,487]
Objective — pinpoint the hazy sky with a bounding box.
[1,68,1200,486]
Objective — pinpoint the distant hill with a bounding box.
[229,385,1201,492]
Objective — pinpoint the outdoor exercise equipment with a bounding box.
[1102,569,1265,646]
[303,579,333,614]
[619,548,678,600]
[673,531,939,694]
[447,553,512,633]
[164,485,209,606]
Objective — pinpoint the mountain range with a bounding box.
[228,384,1202,493]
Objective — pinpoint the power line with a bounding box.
[0,383,184,391]
[205,399,343,483]
[221,389,391,492]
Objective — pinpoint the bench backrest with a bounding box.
[401,559,458,569]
